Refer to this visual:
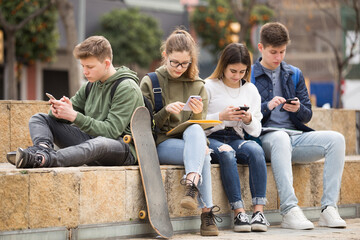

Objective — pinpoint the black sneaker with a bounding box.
[234,212,251,232]
[180,178,199,210]
[15,147,48,168]
[251,211,269,232]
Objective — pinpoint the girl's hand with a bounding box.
[188,97,203,114]
[166,101,186,114]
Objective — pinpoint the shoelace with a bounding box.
[251,212,270,226]
[236,212,250,223]
[205,205,223,226]
[180,178,206,206]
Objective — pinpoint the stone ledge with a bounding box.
[1,156,359,232]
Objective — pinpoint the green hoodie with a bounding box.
[140,65,208,145]
[58,66,144,162]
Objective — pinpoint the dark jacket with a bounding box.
[251,58,313,132]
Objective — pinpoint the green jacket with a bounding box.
[51,66,144,161]
[140,65,208,145]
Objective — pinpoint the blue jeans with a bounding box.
[157,124,213,209]
[260,130,345,215]
[29,113,135,167]
[208,129,267,210]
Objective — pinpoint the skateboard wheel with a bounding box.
[139,210,146,219]
[123,135,131,143]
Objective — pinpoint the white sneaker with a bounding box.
[319,206,347,228]
[281,206,314,230]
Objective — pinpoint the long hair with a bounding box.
[161,28,199,80]
[208,43,251,82]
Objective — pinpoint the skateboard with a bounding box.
[125,106,173,238]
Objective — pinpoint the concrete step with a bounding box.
[1,156,359,238]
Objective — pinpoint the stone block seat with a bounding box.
[0,101,359,239]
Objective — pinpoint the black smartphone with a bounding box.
[280,98,298,111]
[237,106,249,111]
[285,98,298,105]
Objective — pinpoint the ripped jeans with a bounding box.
[208,128,267,210]
[157,124,213,209]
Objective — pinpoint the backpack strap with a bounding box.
[290,65,300,91]
[85,82,93,99]
[147,72,163,112]
[85,77,128,102]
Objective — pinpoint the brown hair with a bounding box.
[73,36,113,62]
[260,22,291,48]
[209,43,251,82]
[161,28,199,80]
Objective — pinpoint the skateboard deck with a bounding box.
[130,106,173,238]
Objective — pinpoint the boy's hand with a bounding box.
[51,96,77,122]
[268,96,286,110]
[282,98,300,112]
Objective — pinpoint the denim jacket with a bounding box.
[251,58,313,132]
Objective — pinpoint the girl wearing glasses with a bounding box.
[140,28,220,236]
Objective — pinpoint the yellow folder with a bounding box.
[166,120,222,137]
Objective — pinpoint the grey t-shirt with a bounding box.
[262,66,296,130]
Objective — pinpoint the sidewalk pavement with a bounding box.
[132,218,360,240]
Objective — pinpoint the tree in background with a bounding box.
[97,8,162,69]
[191,0,274,58]
[309,0,359,108]
[0,0,58,99]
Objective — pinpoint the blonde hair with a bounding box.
[209,43,251,82]
[161,28,199,80]
[73,36,113,62]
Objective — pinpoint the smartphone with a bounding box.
[46,93,56,100]
[280,98,298,111]
[183,95,201,111]
[285,98,298,105]
[238,106,249,111]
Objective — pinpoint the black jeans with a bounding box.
[28,113,134,167]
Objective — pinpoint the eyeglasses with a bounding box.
[169,60,191,68]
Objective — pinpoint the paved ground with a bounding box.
[130,218,360,240]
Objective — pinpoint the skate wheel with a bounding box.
[139,210,146,219]
[123,135,132,143]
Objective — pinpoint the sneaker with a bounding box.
[281,206,314,230]
[319,206,346,228]
[180,179,199,210]
[15,147,47,168]
[234,212,251,232]
[6,151,16,165]
[200,206,222,236]
[251,211,269,232]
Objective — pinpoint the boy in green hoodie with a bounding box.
[14,36,144,168]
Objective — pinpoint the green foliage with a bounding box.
[191,0,274,57]
[191,0,235,56]
[98,8,162,68]
[0,0,59,65]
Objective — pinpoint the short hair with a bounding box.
[260,22,291,48]
[208,43,251,82]
[161,28,199,80]
[73,36,113,62]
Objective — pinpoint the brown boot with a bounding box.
[180,182,199,210]
[200,206,222,236]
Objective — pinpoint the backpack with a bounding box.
[85,73,163,139]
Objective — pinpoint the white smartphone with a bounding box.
[46,93,56,100]
[183,95,201,111]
